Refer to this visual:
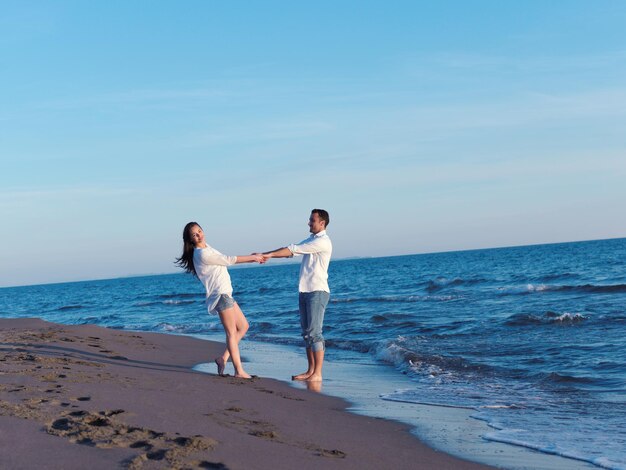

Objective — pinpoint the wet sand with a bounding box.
[0,318,493,469]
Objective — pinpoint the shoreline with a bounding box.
[194,334,598,470]
[1,318,491,469]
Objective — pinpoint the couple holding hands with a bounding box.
[176,209,332,382]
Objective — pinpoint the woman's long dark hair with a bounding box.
[175,222,200,276]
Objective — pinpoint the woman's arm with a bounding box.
[235,254,265,264]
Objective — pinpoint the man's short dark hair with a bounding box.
[312,209,329,227]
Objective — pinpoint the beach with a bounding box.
[0,318,492,469]
[2,240,623,469]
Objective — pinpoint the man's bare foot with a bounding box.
[305,374,322,382]
[215,357,226,376]
[292,372,313,381]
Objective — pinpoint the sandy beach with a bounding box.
[0,318,494,469]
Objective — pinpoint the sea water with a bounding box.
[1,238,625,469]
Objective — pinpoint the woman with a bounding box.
[176,221,263,379]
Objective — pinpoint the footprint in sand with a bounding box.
[196,462,228,469]
[47,410,217,468]
[50,418,72,431]
[249,430,279,440]
[130,440,153,450]
[316,448,347,459]
[146,449,168,461]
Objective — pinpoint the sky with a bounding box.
[1,1,626,287]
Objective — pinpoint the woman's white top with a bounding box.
[193,245,237,314]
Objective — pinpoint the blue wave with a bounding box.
[539,372,597,385]
[156,293,202,299]
[505,311,587,326]
[331,294,461,303]
[425,277,487,293]
[57,305,85,311]
[555,284,626,294]
[498,283,626,296]
[135,299,198,307]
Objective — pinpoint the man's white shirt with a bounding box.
[288,230,332,293]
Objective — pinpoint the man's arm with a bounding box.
[262,247,293,259]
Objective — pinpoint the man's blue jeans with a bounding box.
[298,291,329,352]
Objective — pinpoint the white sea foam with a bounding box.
[552,312,587,322]
[378,373,626,470]
[480,404,522,409]
[156,322,178,331]
[483,430,626,470]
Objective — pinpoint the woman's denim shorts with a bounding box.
[214,294,236,313]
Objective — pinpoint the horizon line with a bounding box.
[1,235,624,290]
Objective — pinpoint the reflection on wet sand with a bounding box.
[306,380,322,393]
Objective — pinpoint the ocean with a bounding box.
[1,237,625,469]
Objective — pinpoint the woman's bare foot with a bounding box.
[291,372,313,381]
[306,374,322,382]
[215,357,226,376]
[234,371,252,379]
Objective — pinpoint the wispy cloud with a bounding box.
[374,87,626,136]
[0,185,143,205]
[178,120,335,148]
[33,86,238,111]
[429,50,626,72]
[405,50,626,74]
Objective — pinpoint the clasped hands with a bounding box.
[250,253,271,264]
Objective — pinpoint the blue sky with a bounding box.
[2,1,625,287]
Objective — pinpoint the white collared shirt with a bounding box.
[193,245,237,314]
[288,230,332,293]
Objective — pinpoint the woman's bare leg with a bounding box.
[217,303,250,378]
[217,303,249,366]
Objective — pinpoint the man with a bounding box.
[261,209,332,382]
